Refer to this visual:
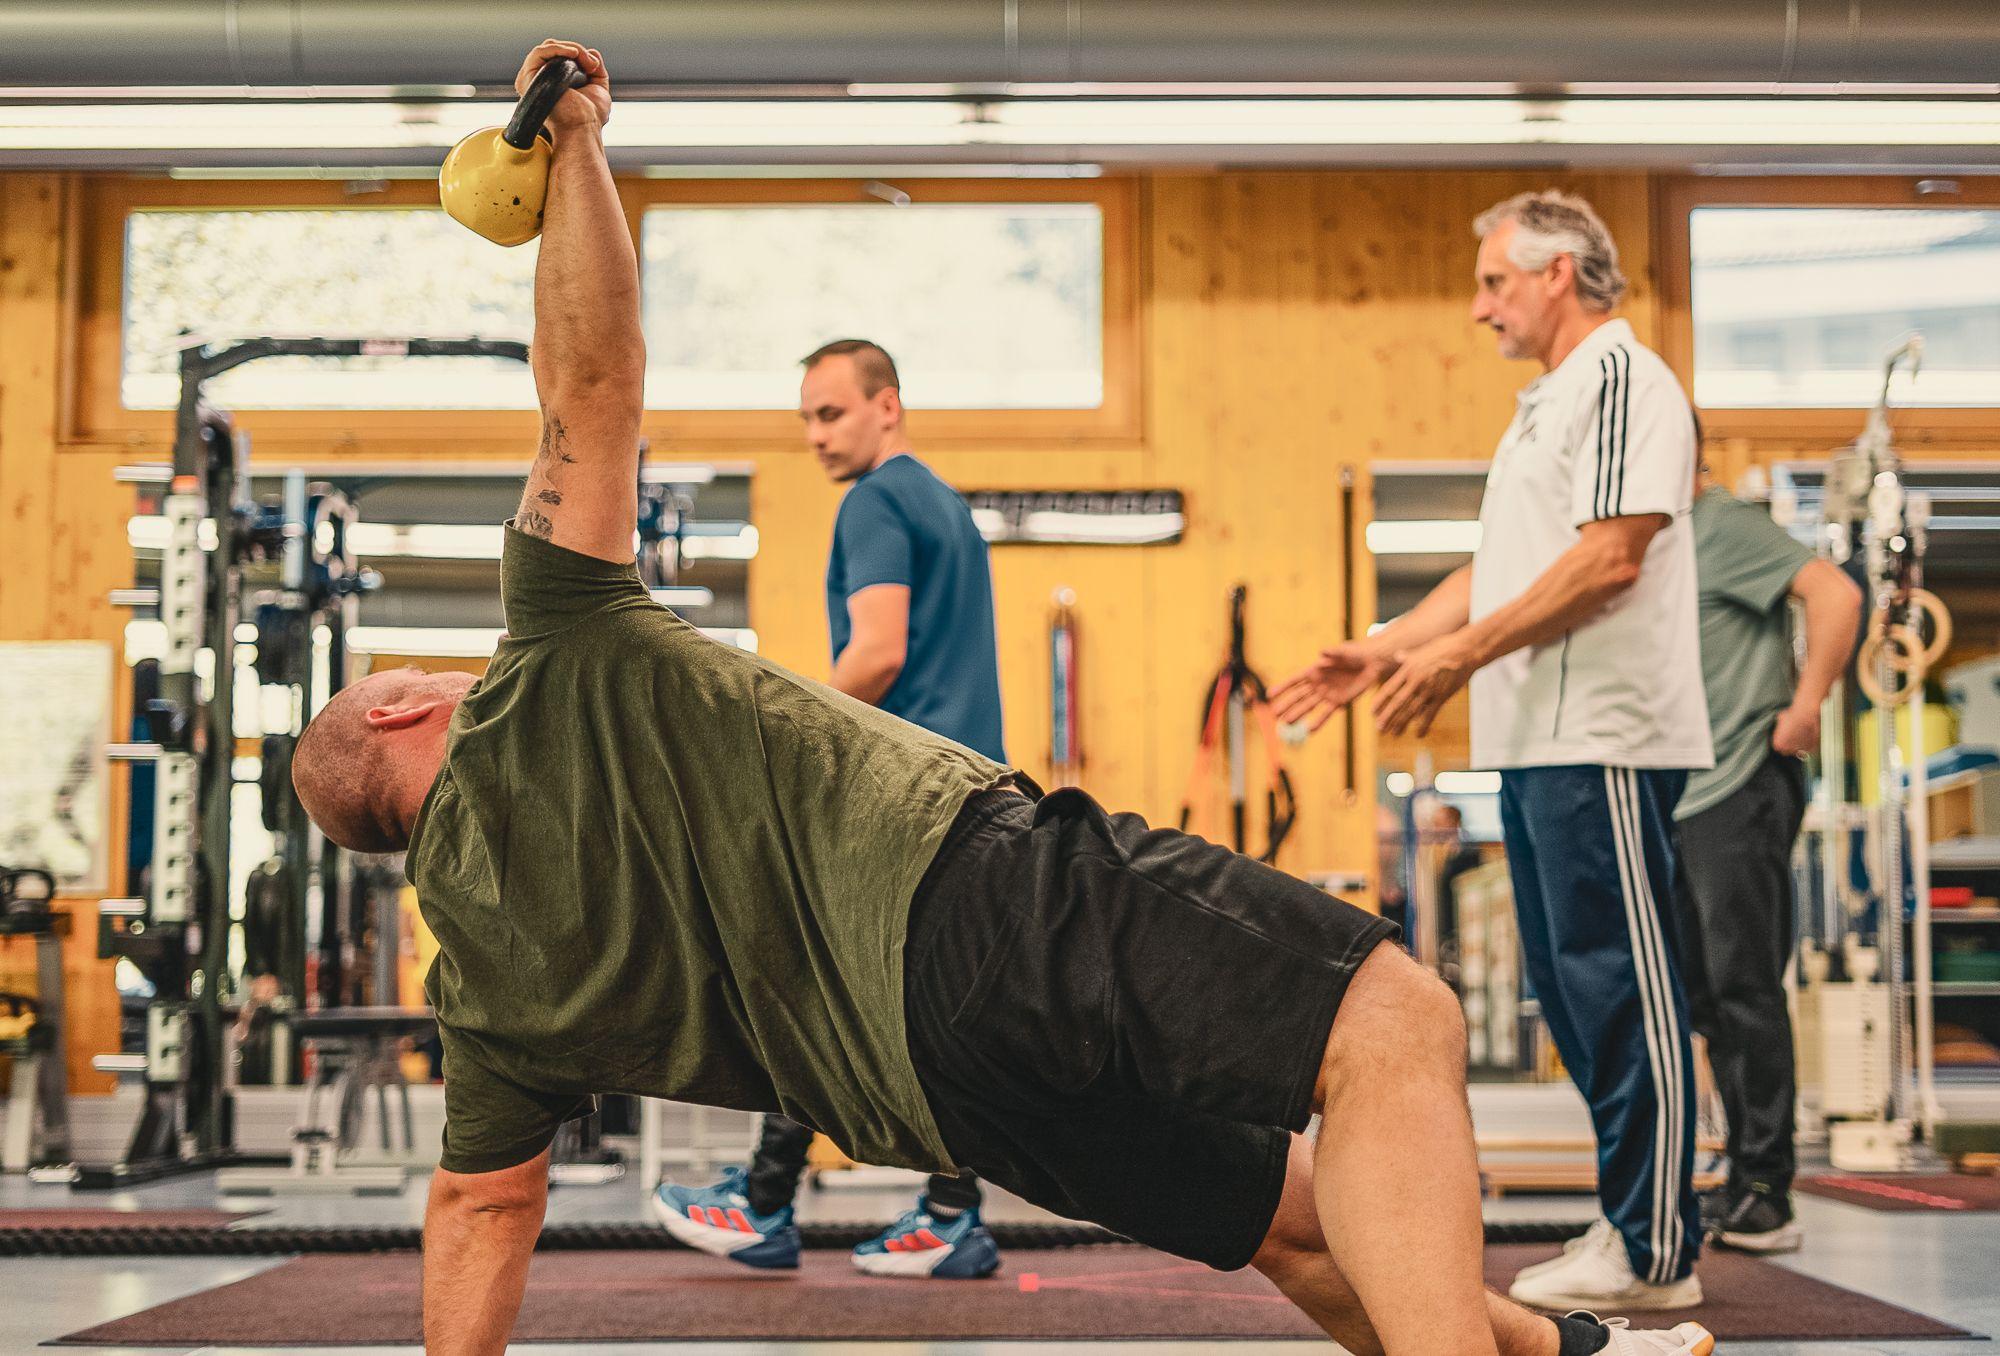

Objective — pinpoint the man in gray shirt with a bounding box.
[1674,475,1859,1253]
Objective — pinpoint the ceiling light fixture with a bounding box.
[9,97,2000,154]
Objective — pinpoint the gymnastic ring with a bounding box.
[1856,625,1925,707]
[1856,588,1952,676]
[1906,588,1953,668]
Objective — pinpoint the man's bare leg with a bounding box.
[1252,1133,1559,1355]
[1300,943,1503,1354]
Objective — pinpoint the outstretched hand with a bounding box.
[1372,634,1478,738]
[515,39,612,132]
[1271,642,1396,735]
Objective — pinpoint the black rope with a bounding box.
[0,1218,1586,1258]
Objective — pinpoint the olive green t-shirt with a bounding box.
[410,527,1007,1175]
[1677,489,1814,820]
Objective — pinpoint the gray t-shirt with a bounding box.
[1677,489,1814,820]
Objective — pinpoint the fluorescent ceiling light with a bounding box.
[12,98,2000,152]
[347,626,503,656]
[639,161,1103,179]
[0,99,512,150]
[1382,769,1502,798]
[348,523,503,560]
[970,507,1183,544]
[1366,519,1484,554]
[649,587,715,609]
[0,84,480,100]
[850,81,2000,98]
[131,516,753,566]
[128,515,220,552]
[680,526,760,561]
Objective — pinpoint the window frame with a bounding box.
[1657,174,2000,454]
[67,174,1143,455]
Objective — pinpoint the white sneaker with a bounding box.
[1584,1313,1717,1354]
[1512,1218,1616,1283]
[1508,1222,1703,1311]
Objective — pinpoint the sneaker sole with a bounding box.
[853,1247,959,1277]
[648,1192,799,1267]
[1510,1276,1705,1312]
[853,1235,1000,1279]
[1718,1222,1802,1254]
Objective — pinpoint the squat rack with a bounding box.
[87,335,529,1188]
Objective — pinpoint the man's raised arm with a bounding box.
[513,40,645,563]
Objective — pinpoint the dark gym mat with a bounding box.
[0,1209,259,1230]
[1797,1172,2000,1213]
[55,1242,1973,1345]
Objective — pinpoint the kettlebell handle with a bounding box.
[503,57,590,151]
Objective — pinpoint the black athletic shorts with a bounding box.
[902,786,1397,1271]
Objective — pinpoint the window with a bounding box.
[638,203,1103,410]
[1820,320,1878,369]
[76,177,1138,448]
[121,209,538,410]
[1689,207,2000,409]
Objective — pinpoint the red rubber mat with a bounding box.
[1797,1172,2000,1213]
[0,1209,258,1230]
[55,1242,1973,1345]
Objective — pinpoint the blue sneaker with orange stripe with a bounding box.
[650,1166,801,1269]
[851,1197,1001,1278]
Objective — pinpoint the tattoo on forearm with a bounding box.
[535,414,576,474]
[520,412,574,537]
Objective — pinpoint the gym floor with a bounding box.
[4,1170,1995,1356]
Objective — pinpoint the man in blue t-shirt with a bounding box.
[656,339,1006,1280]
[811,341,1007,761]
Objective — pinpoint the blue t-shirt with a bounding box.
[826,454,1006,762]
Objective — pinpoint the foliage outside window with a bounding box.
[639,203,1104,410]
[1691,208,2000,409]
[122,209,538,410]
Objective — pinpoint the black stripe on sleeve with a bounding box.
[1594,355,1614,519]
[1612,346,1632,515]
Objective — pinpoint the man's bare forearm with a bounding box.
[1792,560,1862,710]
[520,125,644,545]
[830,647,902,704]
[534,132,642,398]
[1457,536,1638,668]
[1373,565,1473,655]
[422,1186,544,1355]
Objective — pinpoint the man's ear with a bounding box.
[879,387,905,426]
[365,698,453,731]
[1545,252,1576,298]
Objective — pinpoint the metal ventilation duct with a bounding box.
[5,0,1999,89]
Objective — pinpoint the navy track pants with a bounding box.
[1499,764,1701,1283]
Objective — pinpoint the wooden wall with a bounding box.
[4,166,1658,1091]
[0,177,129,1094]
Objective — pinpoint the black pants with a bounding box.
[1671,752,1806,1193]
[746,1114,983,1216]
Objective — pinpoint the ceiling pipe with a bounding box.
[4,0,1998,90]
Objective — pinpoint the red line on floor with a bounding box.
[1816,1177,1971,1209]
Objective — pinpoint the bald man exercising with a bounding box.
[291,41,1715,1356]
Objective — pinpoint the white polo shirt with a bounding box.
[1468,319,1714,772]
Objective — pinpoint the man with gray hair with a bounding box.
[1276,190,1712,1312]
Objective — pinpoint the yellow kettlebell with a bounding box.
[440,57,587,246]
